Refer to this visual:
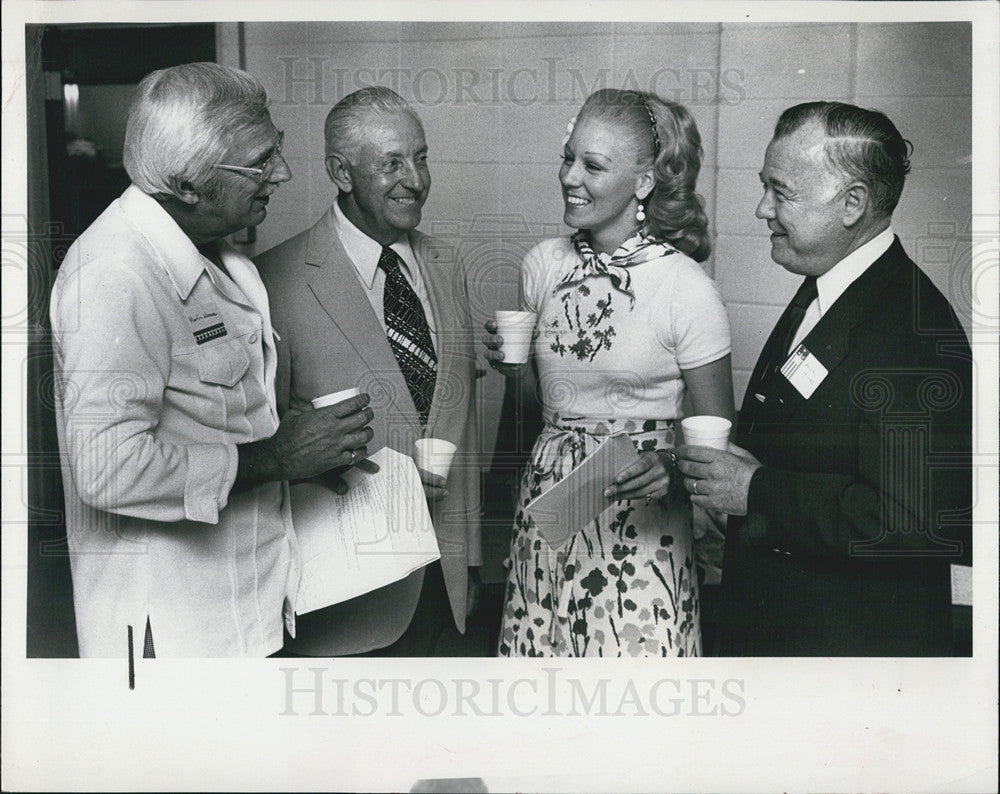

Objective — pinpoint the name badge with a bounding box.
[187,302,228,345]
[780,344,828,399]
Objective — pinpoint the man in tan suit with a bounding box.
[256,87,481,656]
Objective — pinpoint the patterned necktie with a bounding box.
[379,246,437,427]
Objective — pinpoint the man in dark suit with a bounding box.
[256,87,481,656]
[676,102,972,656]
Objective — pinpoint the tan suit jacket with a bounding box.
[256,208,481,655]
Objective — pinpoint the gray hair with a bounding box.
[123,62,269,199]
[774,101,912,217]
[324,86,423,162]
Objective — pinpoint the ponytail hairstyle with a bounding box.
[577,89,711,262]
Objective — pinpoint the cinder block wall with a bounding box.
[714,22,972,402]
[221,21,971,456]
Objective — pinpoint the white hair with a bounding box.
[123,62,269,199]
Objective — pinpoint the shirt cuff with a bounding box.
[184,442,238,523]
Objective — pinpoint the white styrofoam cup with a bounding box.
[414,438,457,480]
[494,310,536,364]
[681,415,732,451]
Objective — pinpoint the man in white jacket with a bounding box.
[50,62,374,657]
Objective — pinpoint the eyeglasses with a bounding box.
[213,131,284,182]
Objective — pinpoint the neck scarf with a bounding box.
[557,231,677,307]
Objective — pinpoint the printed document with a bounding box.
[290,446,439,615]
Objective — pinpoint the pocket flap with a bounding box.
[198,339,250,387]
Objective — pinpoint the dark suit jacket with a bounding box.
[719,238,972,656]
[255,209,481,655]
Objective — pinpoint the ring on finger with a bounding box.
[349,449,357,465]
[692,479,700,495]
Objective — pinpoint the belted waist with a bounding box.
[540,412,676,437]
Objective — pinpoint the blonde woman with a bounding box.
[485,89,734,657]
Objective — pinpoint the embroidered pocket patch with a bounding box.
[188,302,228,345]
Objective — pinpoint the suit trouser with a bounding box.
[361,561,455,657]
[270,561,457,658]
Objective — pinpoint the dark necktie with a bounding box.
[739,275,819,445]
[379,246,437,427]
[762,275,818,379]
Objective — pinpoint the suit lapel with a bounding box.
[408,231,469,558]
[792,241,904,399]
[410,231,459,436]
[741,299,804,419]
[749,239,906,420]
[304,212,420,430]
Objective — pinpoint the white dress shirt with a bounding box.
[331,201,438,353]
[789,226,895,352]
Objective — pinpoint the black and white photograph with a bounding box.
[3,1,997,791]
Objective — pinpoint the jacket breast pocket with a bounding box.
[197,338,250,387]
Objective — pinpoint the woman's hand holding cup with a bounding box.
[483,311,536,377]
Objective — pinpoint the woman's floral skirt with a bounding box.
[498,416,701,657]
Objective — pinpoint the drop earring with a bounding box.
[636,201,646,223]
